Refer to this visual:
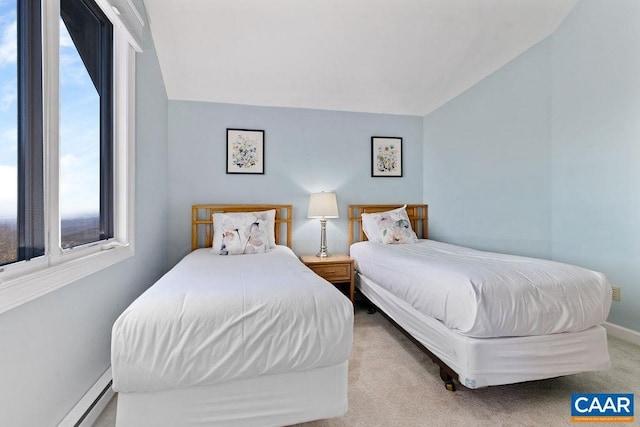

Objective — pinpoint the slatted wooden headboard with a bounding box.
[348,204,428,245]
[191,204,293,250]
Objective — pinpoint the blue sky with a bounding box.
[0,0,100,220]
[0,0,17,220]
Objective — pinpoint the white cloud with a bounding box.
[59,18,74,48]
[0,78,16,110]
[0,125,16,147]
[59,152,100,218]
[0,18,16,67]
[0,164,16,218]
[60,51,90,86]
[0,125,17,178]
[59,22,93,89]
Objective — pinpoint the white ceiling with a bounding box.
[142,0,576,116]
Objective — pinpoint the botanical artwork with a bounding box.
[376,144,399,172]
[226,129,265,174]
[232,135,258,168]
[371,137,402,177]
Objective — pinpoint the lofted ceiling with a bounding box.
[142,0,576,116]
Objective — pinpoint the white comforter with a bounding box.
[111,246,353,393]
[350,240,611,338]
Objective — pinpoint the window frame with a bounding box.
[0,0,138,314]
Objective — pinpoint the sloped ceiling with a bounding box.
[142,0,576,116]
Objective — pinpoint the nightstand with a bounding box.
[300,254,354,303]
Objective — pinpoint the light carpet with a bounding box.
[95,303,640,427]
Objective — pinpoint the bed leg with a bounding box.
[362,297,377,314]
[439,367,456,391]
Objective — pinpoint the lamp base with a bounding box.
[316,218,331,258]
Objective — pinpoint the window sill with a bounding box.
[0,244,134,314]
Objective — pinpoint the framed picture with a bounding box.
[371,136,402,177]
[226,128,265,174]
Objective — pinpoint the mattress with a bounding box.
[358,273,611,388]
[111,246,353,393]
[350,240,611,338]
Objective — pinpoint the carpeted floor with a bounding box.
[95,303,640,427]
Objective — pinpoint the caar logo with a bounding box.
[571,393,634,423]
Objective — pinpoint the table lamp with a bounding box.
[307,191,339,257]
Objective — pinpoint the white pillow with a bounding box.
[263,209,277,248]
[361,205,418,244]
[211,210,275,255]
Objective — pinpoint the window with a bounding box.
[60,0,113,248]
[0,0,44,267]
[0,0,140,313]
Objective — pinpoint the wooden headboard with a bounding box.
[348,204,428,245]
[191,204,293,250]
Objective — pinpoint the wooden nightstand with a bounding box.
[300,254,354,304]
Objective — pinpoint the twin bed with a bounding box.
[111,202,612,426]
[111,205,354,427]
[348,204,612,390]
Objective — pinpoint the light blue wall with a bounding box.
[0,15,170,427]
[423,41,553,259]
[167,101,423,266]
[423,0,640,332]
[550,0,640,331]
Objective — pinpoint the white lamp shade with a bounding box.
[307,192,339,218]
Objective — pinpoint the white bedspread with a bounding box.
[111,246,353,393]
[350,240,611,338]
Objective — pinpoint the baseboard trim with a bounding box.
[603,321,640,346]
[58,367,114,427]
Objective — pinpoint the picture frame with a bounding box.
[371,136,402,177]
[226,128,265,174]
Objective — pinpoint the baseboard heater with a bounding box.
[58,367,114,427]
